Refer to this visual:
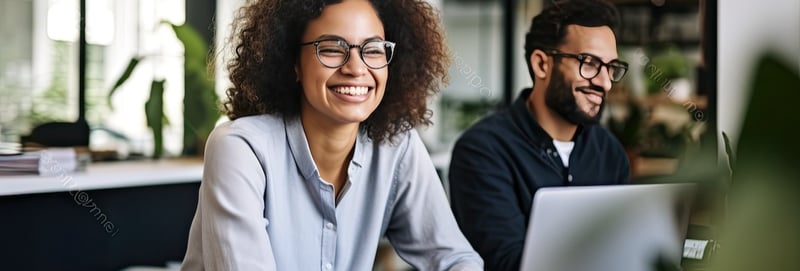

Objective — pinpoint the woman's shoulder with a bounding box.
[362,128,428,166]
[365,127,420,148]
[210,114,286,142]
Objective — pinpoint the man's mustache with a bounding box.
[575,85,605,97]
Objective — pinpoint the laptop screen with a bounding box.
[519,184,695,271]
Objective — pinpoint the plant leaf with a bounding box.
[710,54,800,271]
[163,20,221,155]
[144,79,167,159]
[722,131,734,175]
[107,57,142,110]
[162,20,208,68]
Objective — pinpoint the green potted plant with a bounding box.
[644,45,692,98]
[108,21,220,158]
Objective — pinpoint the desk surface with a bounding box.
[0,158,203,196]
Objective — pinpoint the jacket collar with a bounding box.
[510,88,586,147]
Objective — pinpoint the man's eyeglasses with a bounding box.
[543,49,628,83]
[300,38,396,69]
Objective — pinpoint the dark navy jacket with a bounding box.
[448,88,630,271]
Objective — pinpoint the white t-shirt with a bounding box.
[552,139,575,167]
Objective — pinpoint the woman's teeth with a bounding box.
[332,86,369,95]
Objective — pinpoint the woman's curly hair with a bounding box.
[224,0,449,143]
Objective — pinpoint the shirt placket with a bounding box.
[319,181,338,271]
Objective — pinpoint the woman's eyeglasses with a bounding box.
[300,38,396,69]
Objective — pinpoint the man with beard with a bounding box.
[448,0,630,270]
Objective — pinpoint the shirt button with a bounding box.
[325,222,334,230]
[324,263,333,269]
[567,174,573,182]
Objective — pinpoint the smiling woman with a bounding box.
[180,0,483,270]
[296,1,390,129]
[223,0,450,144]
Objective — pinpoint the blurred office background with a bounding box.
[0,0,779,178]
[1,0,707,174]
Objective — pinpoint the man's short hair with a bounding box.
[523,0,621,79]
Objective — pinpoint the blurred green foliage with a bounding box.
[644,46,692,95]
[108,22,220,158]
[710,54,799,271]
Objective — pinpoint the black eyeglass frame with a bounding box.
[299,38,396,69]
[541,49,629,83]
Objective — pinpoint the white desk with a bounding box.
[0,158,203,196]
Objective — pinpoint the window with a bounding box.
[0,0,187,157]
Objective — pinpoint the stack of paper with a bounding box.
[0,148,78,176]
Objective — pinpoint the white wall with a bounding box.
[215,0,245,101]
[718,0,800,153]
[441,3,503,101]
[514,0,543,97]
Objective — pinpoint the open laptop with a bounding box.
[519,184,695,271]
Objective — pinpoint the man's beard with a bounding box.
[544,67,605,125]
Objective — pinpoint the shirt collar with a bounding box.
[284,116,366,183]
[285,116,317,181]
[510,88,587,147]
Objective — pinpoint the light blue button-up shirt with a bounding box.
[181,114,483,271]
